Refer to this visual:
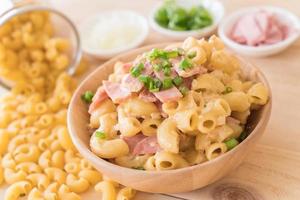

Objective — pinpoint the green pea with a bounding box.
[81,91,94,103]
[225,138,239,150]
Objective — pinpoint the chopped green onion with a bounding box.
[148,48,168,60]
[154,78,162,89]
[179,58,193,70]
[225,138,239,150]
[176,47,185,56]
[132,166,145,170]
[161,59,171,68]
[149,88,160,92]
[130,63,144,77]
[187,51,197,59]
[163,67,171,76]
[81,91,94,103]
[148,48,158,60]
[95,131,106,139]
[168,7,188,30]
[139,75,162,92]
[153,64,162,72]
[154,1,213,31]
[138,75,151,85]
[166,50,179,58]
[154,7,169,27]
[173,76,183,86]
[130,67,140,77]
[168,21,187,31]
[179,86,188,96]
[149,79,154,90]
[162,78,173,90]
[153,60,171,73]
[147,49,178,60]
[222,86,233,94]
[239,131,248,142]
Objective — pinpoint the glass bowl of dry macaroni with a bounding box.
[68,36,272,193]
[0,5,137,200]
[0,4,82,88]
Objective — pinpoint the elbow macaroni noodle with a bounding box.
[117,187,136,200]
[95,181,116,200]
[0,11,135,200]
[157,118,180,154]
[4,181,32,200]
[86,36,269,171]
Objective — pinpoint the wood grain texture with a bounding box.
[175,145,300,200]
[1,0,300,199]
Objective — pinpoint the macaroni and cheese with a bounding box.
[84,36,269,171]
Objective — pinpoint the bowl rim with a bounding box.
[68,42,272,176]
[218,5,300,53]
[148,0,225,38]
[79,9,149,57]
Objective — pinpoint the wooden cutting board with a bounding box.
[1,0,300,199]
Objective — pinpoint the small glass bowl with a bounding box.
[0,3,82,89]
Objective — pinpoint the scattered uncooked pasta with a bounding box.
[0,11,134,200]
[84,36,269,171]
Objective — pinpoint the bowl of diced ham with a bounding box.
[218,6,300,57]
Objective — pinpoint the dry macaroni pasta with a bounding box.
[0,11,135,200]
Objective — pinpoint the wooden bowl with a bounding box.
[67,43,272,193]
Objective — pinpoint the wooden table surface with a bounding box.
[1,0,300,199]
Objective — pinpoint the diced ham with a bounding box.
[171,58,207,78]
[121,74,143,92]
[143,61,153,75]
[151,57,178,80]
[132,136,161,155]
[255,11,271,36]
[103,81,131,103]
[226,116,241,125]
[263,16,284,44]
[153,87,183,103]
[154,101,168,118]
[122,63,132,73]
[115,62,132,74]
[154,68,177,80]
[182,76,194,89]
[237,13,265,46]
[139,89,157,102]
[174,65,207,78]
[122,134,161,155]
[280,24,290,39]
[122,134,147,152]
[264,23,283,44]
[231,23,247,44]
[230,10,289,46]
[88,86,108,114]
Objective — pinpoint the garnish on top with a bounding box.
[129,47,197,95]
